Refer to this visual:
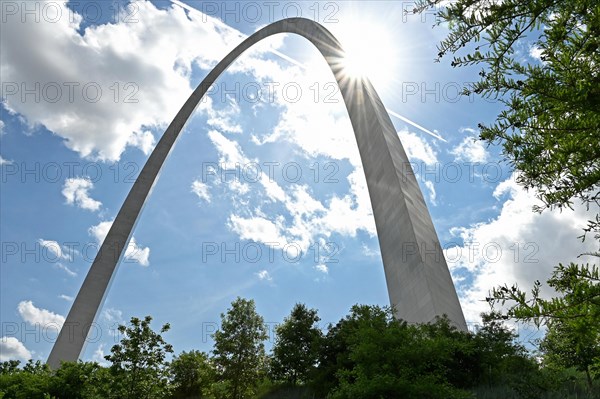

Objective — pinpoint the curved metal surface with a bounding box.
[47,17,466,368]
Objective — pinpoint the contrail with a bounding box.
[170,0,445,142]
[386,109,447,142]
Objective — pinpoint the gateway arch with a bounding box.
[47,17,467,369]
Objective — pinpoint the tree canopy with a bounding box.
[2,301,598,398]
[415,0,600,238]
[212,297,268,399]
[104,315,174,399]
[270,303,322,386]
[488,263,600,387]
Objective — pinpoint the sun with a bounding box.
[333,16,401,89]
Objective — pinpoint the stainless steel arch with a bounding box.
[47,17,467,368]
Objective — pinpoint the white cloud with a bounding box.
[191,180,211,203]
[315,264,328,274]
[259,173,287,203]
[209,130,376,254]
[89,220,150,266]
[225,169,376,256]
[126,130,156,155]
[424,180,437,206]
[38,239,71,261]
[256,269,272,281]
[0,337,31,361]
[398,129,438,165]
[237,53,360,165]
[56,262,77,277]
[229,215,286,245]
[229,180,250,195]
[361,244,380,258]
[100,308,123,339]
[91,343,109,366]
[451,128,488,163]
[0,120,5,134]
[18,300,65,329]
[0,156,11,165]
[0,0,253,161]
[101,308,123,324]
[267,101,359,165]
[203,96,243,134]
[207,130,249,168]
[160,5,376,259]
[285,185,326,218]
[447,175,598,323]
[492,177,520,200]
[59,294,74,301]
[62,177,102,211]
[124,238,150,266]
[529,46,544,62]
[318,168,376,238]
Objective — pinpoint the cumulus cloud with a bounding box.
[0,156,11,165]
[266,100,359,165]
[208,129,376,261]
[3,0,437,271]
[62,177,102,211]
[38,239,71,261]
[451,128,489,163]
[446,175,597,323]
[89,220,150,266]
[0,337,31,361]
[91,343,109,366]
[18,300,65,328]
[398,129,438,166]
[126,130,156,155]
[229,215,287,245]
[0,0,259,161]
[529,46,545,62]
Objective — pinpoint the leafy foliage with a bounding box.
[318,305,533,399]
[489,263,600,387]
[489,263,600,325]
[169,350,216,398]
[270,303,322,386]
[212,297,268,399]
[0,360,52,399]
[415,2,600,387]
[2,300,597,398]
[104,315,174,399]
[49,361,108,399]
[415,0,600,238]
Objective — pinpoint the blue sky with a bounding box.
[1,0,597,363]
